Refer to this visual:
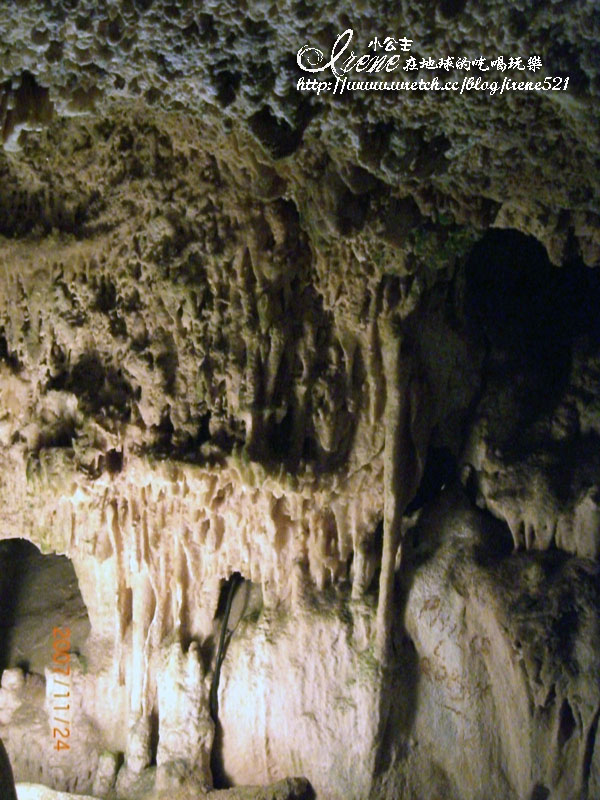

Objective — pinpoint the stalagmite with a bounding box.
[156,641,213,791]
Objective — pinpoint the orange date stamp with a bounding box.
[51,627,71,752]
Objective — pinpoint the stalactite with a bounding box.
[131,570,153,716]
[106,500,129,685]
[375,317,406,662]
[375,316,432,662]
[366,291,385,428]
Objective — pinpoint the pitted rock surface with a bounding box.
[0,3,599,800]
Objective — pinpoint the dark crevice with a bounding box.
[156,348,178,395]
[210,571,244,789]
[544,684,557,710]
[0,540,25,672]
[213,70,241,107]
[248,101,316,160]
[269,405,295,461]
[47,352,134,422]
[558,697,577,747]
[210,572,244,720]
[440,0,467,18]
[105,448,123,474]
[153,408,174,455]
[196,412,212,446]
[530,785,550,800]
[248,107,298,159]
[465,229,600,371]
[363,519,384,595]
[149,709,159,767]
[0,331,21,371]
[582,705,600,795]
[405,445,458,514]
[92,276,117,313]
[36,420,76,450]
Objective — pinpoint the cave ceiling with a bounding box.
[0,1,599,799]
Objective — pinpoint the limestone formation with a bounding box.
[0,1,598,799]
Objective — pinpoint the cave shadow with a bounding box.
[209,573,238,789]
[372,451,460,775]
[372,598,420,779]
[0,538,91,676]
[209,715,229,790]
[464,228,600,455]
[373,481,515,780]
[0,539,35,673]
[371,526,423,780]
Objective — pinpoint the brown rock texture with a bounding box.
[0,2,598,799]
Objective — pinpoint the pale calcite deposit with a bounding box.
[16,785,99,800]
[0,1,598,799]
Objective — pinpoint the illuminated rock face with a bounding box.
[0,2,599,799]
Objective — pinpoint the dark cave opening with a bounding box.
[530,785,550,800]
[0,331,21,372]
[465,227,600,362]
[558,697,577,747]
[149,708,160,768]
[405,445,458,515]
[0,538,90,675]
[464,227,600,446]
[268,405,295,461]
[466,227,554,358]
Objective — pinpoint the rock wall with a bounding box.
[0,1,598,799]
